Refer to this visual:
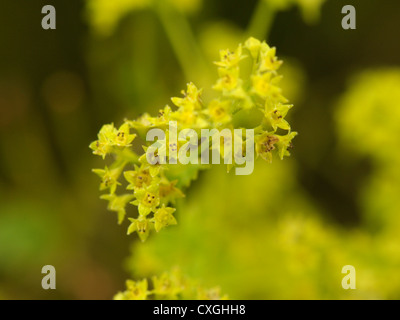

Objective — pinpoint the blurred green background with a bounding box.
[1,0,400,299]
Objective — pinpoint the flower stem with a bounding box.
[154,0,211,86]
[246,0,276,41]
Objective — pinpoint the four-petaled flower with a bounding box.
[114,279,149,300]
[171,82,203,111]
[151,272,182,298]
[115,123,136,147]
[89,123,115,159]
[92,166,122,194]
[127,217,153,242]
[100,193,135,224]
[251,72,286,102]
[205,100,232,125]
[213,67,241,92]
[255,132,280,163]
[131,185,160,217]
[214,45,245,68]
[124,164,153,190]
[259,46,282,72]
[276,131,298,160]
[152,205,177,232]
[263,103,293,131]
[159,180,185,205]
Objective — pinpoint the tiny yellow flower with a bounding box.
[98,123,117,142]
[100,193,134,224]
[252,72,272,97]
[114,122,136,147]
[204,99,232,125]
[89,123,117,158]
[263,103,293,131]
[126,113,153,130]
[196,287,228,300]
[124,165,153,190]
[159,180,185,205]
[152,105,173,128]
[89,123,136,157]
[152,205,177,232]
[171,82,203,111]
[214,44,245,68]
[139,147,162,178]
[244,37,262,60]
[255,132,280,163]
[213,67,240,92]
[131,185,160,217]
[251,73,287,103]
[92,166,122,194]
[259,46,282,72]
[113,279,149,300]
[276,131,298,160]
[171,108,198,126]
[127,217,153,242]
[151,272,182,298]
[89,140,110,159]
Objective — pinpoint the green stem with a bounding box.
[154,0,211,86]
[246,0,276,41]
[115,148,139,166]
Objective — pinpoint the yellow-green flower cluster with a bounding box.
[90,37,296,241]
[211,37,297,163]
[114,268,228,300]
